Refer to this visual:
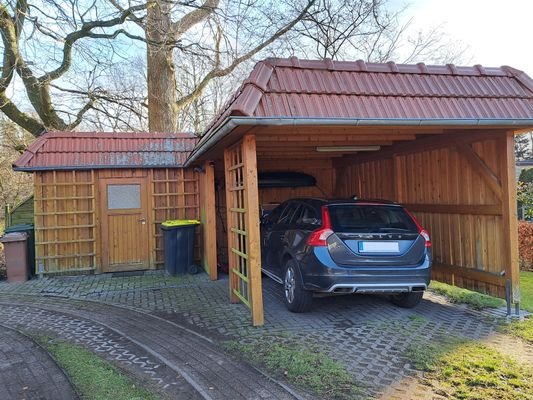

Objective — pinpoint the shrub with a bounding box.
[518,221,533,271]
[519,168,533,184]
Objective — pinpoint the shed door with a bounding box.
[100,178,150,272]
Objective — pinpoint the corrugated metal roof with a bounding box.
[13,132,199,171]
[206,57,533,131]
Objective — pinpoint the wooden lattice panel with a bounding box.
[34,170,96,274]
[224,135,263,326]
[151,168,200,265]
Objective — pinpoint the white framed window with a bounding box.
[107,184,141,209]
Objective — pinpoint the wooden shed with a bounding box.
[186,58,533,325]
[13,132,203,275]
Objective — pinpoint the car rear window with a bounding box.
[327,205,418,233]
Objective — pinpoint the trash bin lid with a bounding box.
[5,223,34,233]
[161,219,200,227]
[0,232,28,243]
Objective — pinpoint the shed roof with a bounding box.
[13,131,199,171]
[188,57,533,165]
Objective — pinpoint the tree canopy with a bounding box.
[0,0,468,135]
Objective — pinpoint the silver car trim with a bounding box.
[327,283,427,294]
[261,268,283,284]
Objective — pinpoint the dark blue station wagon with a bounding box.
[260,198,432,312]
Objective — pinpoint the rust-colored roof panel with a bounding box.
[14,132,199,171]
[255,93,532,120]
[200,58,533,145]
[186,57,533,165]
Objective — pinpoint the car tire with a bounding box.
[283,259,313,313]
[391,291,424,308]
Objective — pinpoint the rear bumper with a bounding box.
[298,247,431,293]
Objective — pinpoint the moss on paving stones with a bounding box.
[499,316,533,344]
[429,281,505,309]
[224,336,363,400]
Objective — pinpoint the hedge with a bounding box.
[519,221,533,271]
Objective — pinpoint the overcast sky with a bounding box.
[391,0,533,75]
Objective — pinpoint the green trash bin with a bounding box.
[4,223,35,277]
[161,220,200,275]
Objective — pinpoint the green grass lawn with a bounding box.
[407,340,533,400]
[498,271,533,344]
[429,281,505,309]
[519,271,533,312]
[224,337,362,400]
[38,338,159,400]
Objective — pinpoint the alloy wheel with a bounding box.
[284,266,295,303]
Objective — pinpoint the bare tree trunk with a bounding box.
[146,1,177,132]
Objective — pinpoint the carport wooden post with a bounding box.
[242,135,264,326]
[223,135,264,326]
[501,131,520,304]
[200,160,217,280]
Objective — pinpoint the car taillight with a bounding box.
[306,206,333,247]
[404,208,432,248]
[419,229,432,247]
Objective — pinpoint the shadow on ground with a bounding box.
[0,271,524,399]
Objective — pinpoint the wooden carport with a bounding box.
[188,58,533,326]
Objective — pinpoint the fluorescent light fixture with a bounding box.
[315,145,381,152]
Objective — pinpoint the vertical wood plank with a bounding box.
[92,170,100,272]
[200,160,218,280]
[242,135,264,326]
[393,154,403,202]
[500,131,520,303]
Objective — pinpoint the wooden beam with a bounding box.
[242,135,264,326]
[255,133,416,141]
[432,263,506,287]
[334,130,507,168]
[500,131,520,303]
[393,154,403,203]
[250,125,445,136]
[200,160,217,280]
[256,141,394,148]
[455,143,502,200]
[404,203,503,216]
[257,153,342,159]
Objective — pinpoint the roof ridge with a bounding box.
[264,57,518,77]
[501,66,533,94]
[46,131,198,138]
[12,134,48,168]
[200,60,275,137]
[261,89,531,99]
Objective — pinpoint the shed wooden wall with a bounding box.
[6,195,35,227]
[335,132,515,298]
[34,168,199,275]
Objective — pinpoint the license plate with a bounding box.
[358,241,400,253]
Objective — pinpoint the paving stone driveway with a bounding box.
[0,324,78,400]
[0,271,528,399]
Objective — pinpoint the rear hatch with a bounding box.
[326,204,426,267]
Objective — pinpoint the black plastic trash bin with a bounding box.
[161,220,200,275]
[4,223,35,277]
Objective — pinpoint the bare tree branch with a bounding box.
[176,0,316,110]
[171,0,220,38]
